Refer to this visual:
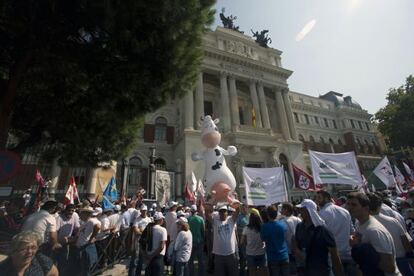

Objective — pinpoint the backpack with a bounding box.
[139,222,155,252]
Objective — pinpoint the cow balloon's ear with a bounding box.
[214,118,220,124]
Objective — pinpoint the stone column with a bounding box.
[249,80,262,128]
[275,88,292,140]
[220,72,231,132]
[257,82,271,128]
[47,157,61,200]
[183,89,194,130]
[228,75,240,130]
[282,89,298,140]
[86,167,99,197]
[194,72,204,129]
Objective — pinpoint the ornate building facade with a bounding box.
[5,27,385,201]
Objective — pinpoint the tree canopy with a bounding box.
[375,75,414,149]
[0,0,215,165]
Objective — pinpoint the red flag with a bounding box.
[35,169,45,187]
[184,182,195,203]
[292,163,320,191]
[64,176,79,206]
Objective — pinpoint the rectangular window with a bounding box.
[324,118,329,128]
[365,122,370,131]
[294,112,299,123]
[358,121,363,130]
[314,116,319,125]
[304,114,310,124]
[333,120,337,129]
[239,106,245,125]
[204,101,213,116]
[350,119,356,129]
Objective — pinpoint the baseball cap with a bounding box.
[218,205,228,211]
[228,207,235,212]
[170,201,178,207]
[93,207,103,216]
[153,212,164,221]
[190,205,197,211]
[176,217,188,224]
[152,203,157,208]
[177,210,185,218]
[114,205,121,211]
[140,205,148,211]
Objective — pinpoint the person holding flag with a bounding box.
[64,176,80,206]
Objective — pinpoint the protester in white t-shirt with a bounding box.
[206,203,240,276]
[165,202,178,242]
[22,200,61,250]
[279,202,302,253]
[142,212,167,276]
[174,217,193,276]
[240,208,267,276]
[107,205,123,233]
[367,193,414,275]
[122,201,139,230]
[347,192,401,276]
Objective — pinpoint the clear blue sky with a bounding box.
[212,0,414,114]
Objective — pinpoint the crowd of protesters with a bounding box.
[1,189,414,275]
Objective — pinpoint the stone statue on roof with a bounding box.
[219,8,243,33]
[251,29,272,48]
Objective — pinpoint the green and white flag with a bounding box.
[243,167,287,206]
[309,150,363,186]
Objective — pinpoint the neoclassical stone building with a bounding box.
[6,27,385,201]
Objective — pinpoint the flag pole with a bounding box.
[282,165,291,202]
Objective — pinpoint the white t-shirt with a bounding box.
[242,227,265,256]
[122,208,140,229]
[97,215,110,240]
[374,214,407,258]
[165,211,178,241]
[108,213,123,232]
[56,213,80,244]
[279,215,301,253]
[148,224,168,256]
[212,213,238,256]
[319,202,354,260]
[77,218,100,247]
[381,203,397,218]
[174,230,193,262]
[357,216,401,276]
[134,216,153,232]
[22,210,57,244]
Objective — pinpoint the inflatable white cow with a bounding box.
[191,116,239,205]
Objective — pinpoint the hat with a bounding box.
[153,212,164,221]
[170,201,178,207]
[140,205,148,211]
[79,206,94,213]
[228,207,235,212]
[296,199,325,227]
[218,205,228,211]
[177,210,185,218]
[176,217,188,224]
[152,203,157,208]
[191,205,197,211]
[93,207,103,216]
[114,205,121,211]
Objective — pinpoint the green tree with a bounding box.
[0,0,215,165]
[375,75,414,149]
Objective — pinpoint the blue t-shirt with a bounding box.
[260,220,289,262]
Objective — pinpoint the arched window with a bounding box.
[309,136,315,150]
[154,117,168,141]
[154,158,166,171]
[298,134,307,151]
[128,156,143,195]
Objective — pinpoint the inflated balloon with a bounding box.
[191,115,239,204]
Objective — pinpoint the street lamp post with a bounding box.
[148,147,156,199]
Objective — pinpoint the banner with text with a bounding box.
[243,167,288,206]
[309,150,363,186]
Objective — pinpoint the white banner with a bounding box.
[373,157,396,188]
[243,167,288,206]
[309,150,363,186]
[155,170,175,206]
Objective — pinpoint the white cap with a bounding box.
[177,210,185,217]
[114,205,121,211]
[218,205,228,211]
[152,203,157,208]
[153,212,164,221]
[176,217,188,224]
[170,201,178,207]
[140,205,148,211]
[92,207,102,216]
[228,207,235,212]
[191,205,197,211]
